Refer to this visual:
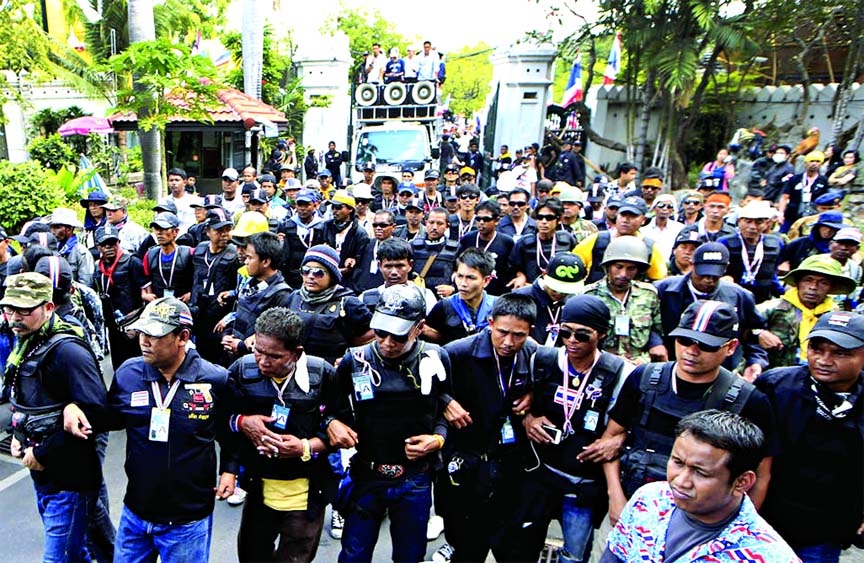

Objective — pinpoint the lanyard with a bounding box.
[562,362,593,434]
[99,248,124,291]
[422,192,440,212]
[151,379,181,410]
[476,231,497,252]
[202,248,221,280]
[493,349,516,398]
[536,235,557,271]
[271,376,292,407]
[738,233,764,284]
[159,249,178,289]
[459,216,476,238]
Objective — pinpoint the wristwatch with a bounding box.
[300,438,312,462]
[752,329,764,337]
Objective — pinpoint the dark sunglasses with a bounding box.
[655,203,675,210]
[559,327,595,342]
[356,199,373,204]
[683,200,701,205]
[510,201,528,207]
[459,194,479,200]
[475,216,496,222]
[372,222,393,229]
[301,266,327,279]
[98,240,118,248]
[642,185,660,191]
[675,336,726,353]
[373,328,411,342]
[536,213,558,222]
[330,204,346,211]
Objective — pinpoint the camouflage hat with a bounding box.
[0,272,54,309]
[128,297,194,337]
[781,254,857,295]
[101,197,129,211]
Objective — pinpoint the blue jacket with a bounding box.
[654,274,768,370]
[105,349,235,523]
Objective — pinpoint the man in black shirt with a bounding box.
[457,200,514,295]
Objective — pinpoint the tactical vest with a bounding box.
[144,245,195,297]
[233,275,292,340]
[278,220,323,289]
[94,253,139,315]
[721,234,782,300]
[411,237,460,288]
[351,240,385,293]
[285,286,356,362]
[587,231,656,284]
[619,362,754,497]
[515,231,575,280]
[191,242,239,319]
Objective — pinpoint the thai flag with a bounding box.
[603,32,622,85]
[191,29,204,57]
[562,55,583,106]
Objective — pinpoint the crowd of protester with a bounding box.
[2,128,863,563]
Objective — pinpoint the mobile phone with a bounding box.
[541,424,562,445]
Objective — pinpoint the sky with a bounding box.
[228,0,597,54]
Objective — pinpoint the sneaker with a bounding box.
[426,515,445,540]
[330,510,344,539]
[226,486,247,506]
[432,542,454,563]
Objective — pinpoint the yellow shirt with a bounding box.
[262,478,310,511]
[572,232,668,281]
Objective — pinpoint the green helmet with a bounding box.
[601,235,650,269]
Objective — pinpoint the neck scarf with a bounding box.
[5,314,83,387]
[810,374,862,421]
[300,284,339,306]
[450,292,495,334]
[782,287,835,362]
[59,234,79,257]
[99,247,125,290]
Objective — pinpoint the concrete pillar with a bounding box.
[488,44,556,154]
[295,32,352,163]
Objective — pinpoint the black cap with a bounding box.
[370,284,426,335]
[617,196,648,216]
[424,169,440,180]
[693,242,730,277]
[248,188,270,204]
[362,162,376,172]
[807,311,864,349]
[670,300,739,347]
[544,254,586,294]
[206,208,233,230]
[153,200,178,214]
[95,224,121,245]
[674,230,702,248]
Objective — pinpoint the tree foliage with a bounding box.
[222,26,291,107]
[442,44,494,116]
[324,8,411,81]
[0,160,66,232]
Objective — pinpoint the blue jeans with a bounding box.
[339,472,432,563]
[33,482,94,563]
[792,543,842,563]
[114,505,212,563]
[558,494,595,563]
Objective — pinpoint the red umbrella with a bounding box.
[58,116,115,136]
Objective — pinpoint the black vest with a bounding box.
[278,220,324,289]
[720,233,782,302]
[94,253,141,316]
[514,231,575,280]
[144,245,195,297]
[285,286,357,363]
[233,273,292,340]
[411,237,460,289]
[619,362,754,497]
[191,242,239,319]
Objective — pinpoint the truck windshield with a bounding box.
[356,129,427,166]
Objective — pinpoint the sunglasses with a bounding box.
[459,194,479,200]
[3,303,44,317]
[475,216,496,222]
[356,199,373,204]
[331,204,346,211]
[373,328,411,343]
[98,240,118,248]
[559,327,595,342]
[301,266,328,279]
[655,203,675,210]
[445,170,459,174]
[372,222,393,228]
[510,201,529,207]
[642,186,660,191]
[536,213,558,222]
[683,200,701,205]
[675,336,726,353]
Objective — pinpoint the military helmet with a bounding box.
[601,235,650,269]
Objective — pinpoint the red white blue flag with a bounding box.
[562,54,583,106]
[603,32,622,85]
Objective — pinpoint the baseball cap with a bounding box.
[814,211,844,230]
[804,151,826,163]
[248,188,270,204]
[398,184,417,195]
[737,200,775,220]
[331,190,356,208]
[543,254,586,294]
[459,166,476,177]
[693,242,730,277]
[669,300,739,347]
[370,284,426,336]
[807,311,864,349]
[221,168,239,181]
[295,189,317,204]
[781,254,857,295]
[673,230,702,248]
[101,197,128,211]
[34,255,73,292]
[206,208,234,230]
[150,212,180,229]
[95,224,121,245]
[424,169,440,181]
[0,227,8,240]
[617,196,648,216]
[352,183,374,200]
[128,297,194,337]
[153,200,178,214]
[587,183,606,203]
[318,169,332,178]
[241,182,258,196]
[536,179,554,193]
[444,164,460,173]
[0,272,54,309]
[834,227,862,244]
[362,161,376,172]
[26,232,58,251]
[605,194,623,209]
[50,208,84,229]
[814,191,844,207]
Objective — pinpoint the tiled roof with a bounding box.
[110,87,287,128]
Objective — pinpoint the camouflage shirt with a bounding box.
[758,294,838,367]
[563,218,599,245]
[582,279,664,365]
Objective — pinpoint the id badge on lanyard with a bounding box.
[149,380,180,442]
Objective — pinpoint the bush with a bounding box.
[0,161,66,232]
[27,134,77,171]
